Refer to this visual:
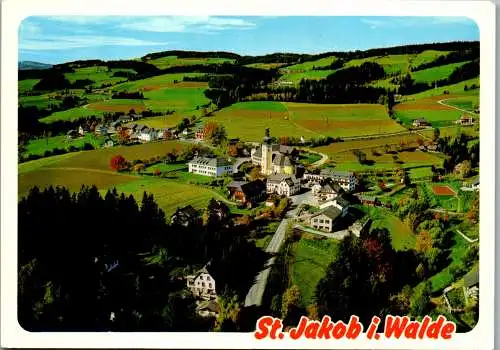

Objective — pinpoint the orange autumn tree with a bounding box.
[109,155,128,171]
[416,230,433,253]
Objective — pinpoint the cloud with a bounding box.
[360,16,475,29]
[19,21,41,37]
[20,35,169,50]
[47,16,113,25]
[119,16,256,33]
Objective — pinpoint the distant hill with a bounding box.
[18,61,52,70]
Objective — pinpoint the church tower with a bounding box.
[261,128,273,175]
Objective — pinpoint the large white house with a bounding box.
[186,265,217,300]
[266,174,301,197]
[304,169,357,192]
[188,157,233,177]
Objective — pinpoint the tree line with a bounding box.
[18,185,270,331]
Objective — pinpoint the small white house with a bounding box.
[309,207,342,232]
[188,157,233,177]
[138,128,157,142]
[266,174,301,197]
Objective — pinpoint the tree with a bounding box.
[410,281,432,317]
[110,155,128,171]
[248,166,262,181]
[462,245,479,268]
[459,160,472,179]
[389,285,412,315]
[433,127,441,142]
[214,295,241,331]
[203,121,227,146]
[153,168,161,176]
[281,285,301,322]
[118,128,130,145]
[467,196,479,223]
[416,230,433,253]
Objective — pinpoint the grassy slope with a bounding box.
[146,56,234,69]
[412,61,471,83]
[23,134,105,157]
[290,237,338,306]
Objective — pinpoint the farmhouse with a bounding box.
[78,125,88,136]
[304,169,357,192]
[319,194,350,215]
[138,127,158,142]
[412,118,430,128]
[455,114,475,126]
[227,179,266,207]
[188,156,233,177]
[266,174,301,197]
[315,180,344,201]
[309,206,342,232]
[463,178,479,191]
[95,125,108,135]
[117,115,133,123]
[186,264,217,300]
[251,128,297,176]
[195,126,206,140]
[463,268,479,301]
[196,299,221,318]
[170,205,201,227]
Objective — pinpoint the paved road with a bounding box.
[244,191,311,307]
[307,150,329,168]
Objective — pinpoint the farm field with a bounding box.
[328,150,442,172]
[244,63,287,69]
[394,95,465,127]
[23,134,106,157]
[409,50,450,68]
[431,184,457,196]
[86,99,148,113]
[284,102,405,137]
[106,176,222,218]
[111,73,207,92]
[344,54,410,75]
[358,205,416,251]
[40,107,105,123]
[64,66,132,87]
[19,94,52,109]
[126,113,186,129]
[282,56,338,72]
[277,70,336,84]
[439,96,479,113]
[405,78,479,100]
[290,236,338,307]
[412,61,470,83]
[314,133,425,155]
[19,79,41,93]
[143,85,210,115]
[145,56,235,69]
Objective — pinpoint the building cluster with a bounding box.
[67,114,179,145]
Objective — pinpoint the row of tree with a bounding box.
[18,185,270,331]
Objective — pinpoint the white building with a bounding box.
[266,174,301,197]
[186,265,217,300]
[319,195,350,216]
[138,128,158,142]
[188,157,233,177]
[251,128,296,176]
[309,207,342,232]
[304,169,357,192]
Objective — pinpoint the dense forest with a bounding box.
[18,186,269,331]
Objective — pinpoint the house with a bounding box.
[117,115,133,123]
[319,194,350,216]
[315,180,344,201]
[188,157,233,177]
[95,125,108,135]
[227,179,266,207]
[456,114,475,126]
[356,195,379,206]
[103,139,114,148]
[186,264,217,300]
[412,118,430,128]
[272,153,295,175]
[196,299,221,318]
[463,178,479,191]
[66,129,78,139]
[138,128,157,142]
[78,125,88,136]
[462,268,479,301]
[170,205,200,227]
[266,174,301,197]
[349,218,371,237]
[427,144,438,152]
[304,169,357,192]
[195,127,206,140]
[309,206,343,232]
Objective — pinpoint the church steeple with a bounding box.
[263,128,271,144]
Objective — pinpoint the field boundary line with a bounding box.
[437,98,479,116]
[280,102,325,138]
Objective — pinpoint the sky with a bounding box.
[18,16,479,64]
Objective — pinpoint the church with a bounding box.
[251,129,297,176]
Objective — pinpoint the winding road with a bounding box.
[437,98,479,116]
